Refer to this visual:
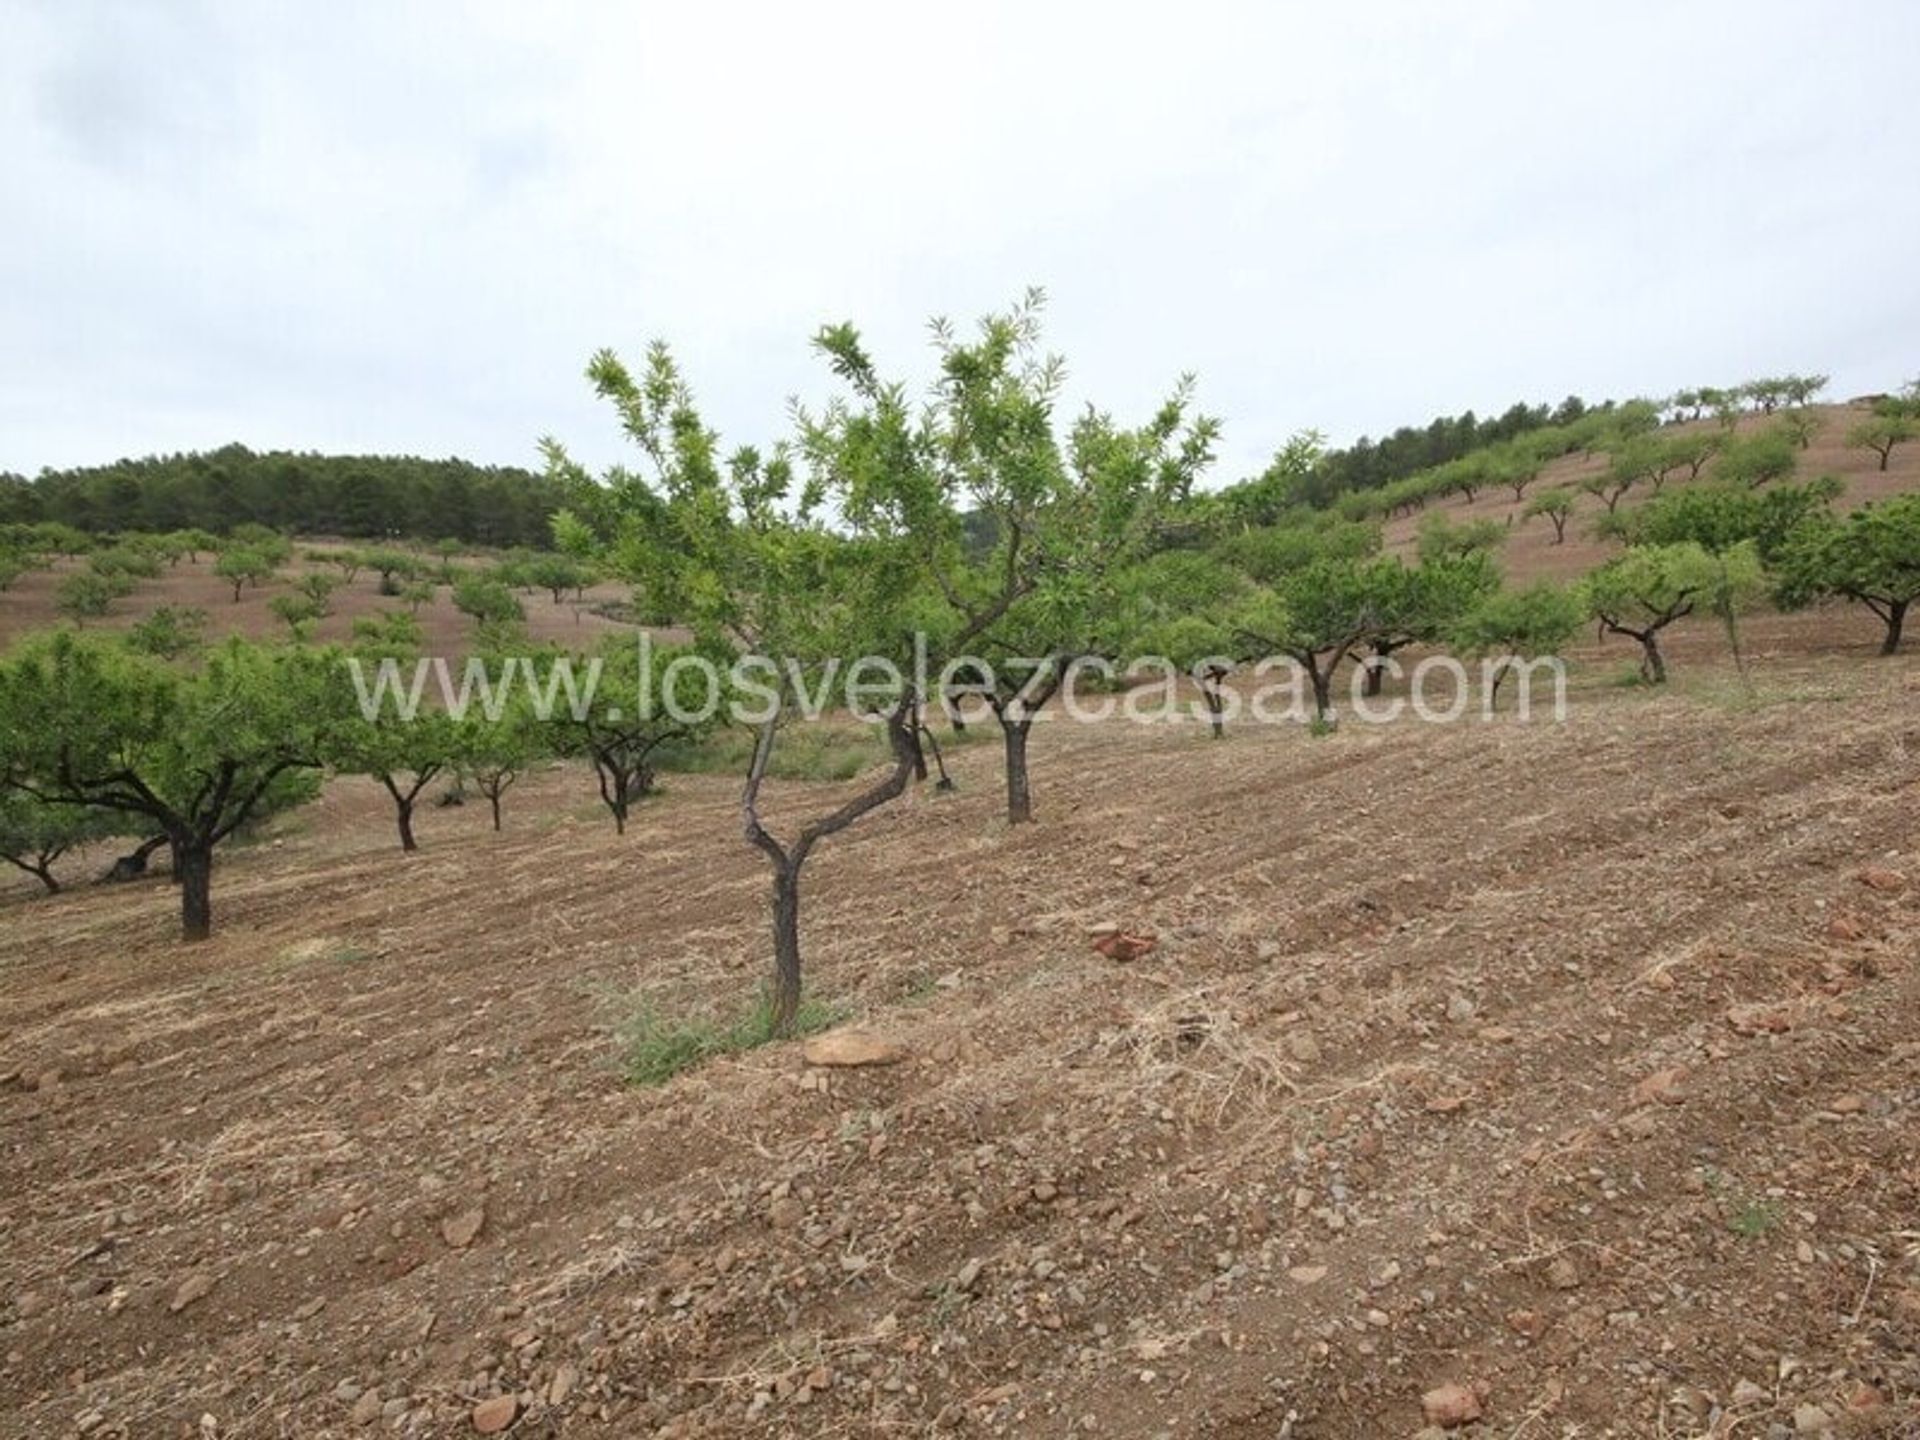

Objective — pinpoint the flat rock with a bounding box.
[1421,1381,1483,1427]
[168,1272,214,1313]
[471,1394,519,1433]
[802,1031,908,1068]
[441,1206,486,1249]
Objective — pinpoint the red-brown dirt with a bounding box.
[3,638,1917,1437]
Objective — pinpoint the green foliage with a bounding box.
[1210,516,1380,582]
[398,578,437,613]
[1629,478,1841,561]
[214,547,276,600]
[1774,494,1920,654]
[351,609,423,654]
[227,524,293,566]
[0,634,347,936]
[1523,486,1577,542]
[617,990,839,1086]
[1715,428,1798,489]
[0,788,138,893]
[1415,513,1506,565]
[17,445,558,546]
[520,552,594,603]
[451,574,523,626]
[56,571,122,622]
[1847,413,1915,471]
[268,592,325,637]
[89,544,164,581]
[125,604,209,659]
[1453,582,1583,658]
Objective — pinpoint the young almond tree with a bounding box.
[540,638,714,834]
[546,340,924,1038]
[1524,487,1577,544]
[1118,550,1249,738]
[0,788,135,894]
[1847,413,1915,472]
[453,688,545,831]
[0,634,342,938]
[1452,583,1584,709]
[1776,493,1920,655]
[1230,554,1402,723]
[1581,543,1723,683]
[215,546,275,601]
[802,292,1218,824]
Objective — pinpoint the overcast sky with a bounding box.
[5,1,1917,486]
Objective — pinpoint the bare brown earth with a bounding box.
[3,625,1918,1438]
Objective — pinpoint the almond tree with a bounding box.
[1776,494,1920,655]
[546,341,924,1037]
[0,634,340,938]
[1451,582,1583,709]
[1581,543,1722,683]
[1847,413,1915,472]
[800,292,1218,824]
[1523,487,1576,543]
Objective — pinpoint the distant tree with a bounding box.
[311,548,364,585]
[56,571,119,624]
[1629,478,1842,562]
[1356,552,1499,698]
[1579,466,1637,514]
[0,788,136,894]
[0,550,29,592]
[1775,494,1920,655]
[362,548,420,593]
[296,572,341,613]
[350,609,423,654]
[1777,411,1822,450]
[0,634,341,938]
[1581,543,1722,683]
[268,592,325,638]
[1452,582,1583,709]
[125,604,209,659]
[1416,513,1506,565]
[227,523,292,566]
[1524,487,1577,544]
[214,547,275,601]
[541,640,712,834]
[1230,555,1401,723]
[452,574,524,627]
[1847,413,1915,472]
[399,579,436,614]
[1715,429,1798,489]
[330,706,460,852]
[1119,551,1249,737]
[170,528,221,562]
[523,552,592,604]
[453,694,545,831]
[90,544,163,582]
[1780,374,1829,408]
[1664,431,1723,481]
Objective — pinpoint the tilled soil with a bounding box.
[2,651,1917,1439]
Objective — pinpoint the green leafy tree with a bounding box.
[362,547,420,594]
[56,571,120,624]
[1452,583,1583,708]
[1416,513,1506,565]
[1715,429,1798,489]
[1119,551,1249,737]
[540,640,715,834]
[125,605,209,659]
[1230,555,1404,722]
[0,788,136,894]
[1847,413,1915,472]
[1629,478,1841,562]
[1775,494,1920,654]
[214,547,275,601]
[453,692,546,831]
[451,574,523,627]
[546,337,926,1037]
[802,292,1218,823]
[268,592,325,639]
[523,552,593,604]
[1524,487,1577,544]
[1581,543,1726,683]
[399,579,436,614]
[0,634,343,938]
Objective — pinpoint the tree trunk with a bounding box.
[612,798,626,835]
[488,791,503,830]
[1308,664,1335,723]
[1881,599,1908,656]
[1202,687,1225,739]
[769,859,803,1037]
[177,842,213,941]
[1362,645,1389,698]
[1490,659,1510,710]
[1001,720,1033,825]
[396,799,417,852]
[1551,515,1567,544]
[1641,631,1668,684]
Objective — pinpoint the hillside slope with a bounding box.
[2,655,1916,1437]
